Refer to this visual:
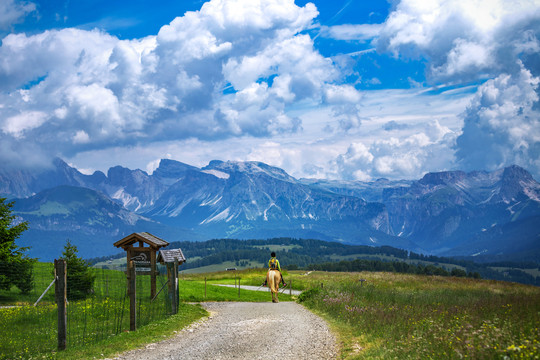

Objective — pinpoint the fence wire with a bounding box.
[0,261,173,359]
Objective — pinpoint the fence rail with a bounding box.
[0,260,177,359]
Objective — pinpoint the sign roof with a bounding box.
[158,248,186,264]
[113,232,169,249]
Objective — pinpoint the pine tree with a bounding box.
[61,239,95,300]
[0,198,34,294]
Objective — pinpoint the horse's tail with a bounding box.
[267,270,281,293]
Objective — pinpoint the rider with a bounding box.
[263,251,286,286]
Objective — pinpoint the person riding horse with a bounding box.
[263,252,286,286]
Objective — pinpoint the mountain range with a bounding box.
[1,158,539,261]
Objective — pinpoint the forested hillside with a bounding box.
[90,238,540,286]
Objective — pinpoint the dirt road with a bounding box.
[109,302,338,360]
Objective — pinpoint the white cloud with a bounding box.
[330,118,458,180]
[2,110,47,138]
[374,0,540,178]
[72,130,90,144]
[1,0,359,168]
[320,24,382,41]
[324,84,362,104]
[0,0,35,30]
[456,64,540,176]
[377,0,540,81]
[4,0,537,181]
[64,85,471,181]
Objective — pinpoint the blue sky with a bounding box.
[1,0,539,181]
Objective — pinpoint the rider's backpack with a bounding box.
[269,258,278,270]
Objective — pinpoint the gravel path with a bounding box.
[108,302,338,360]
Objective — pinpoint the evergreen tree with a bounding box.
[0,198,34,294]
[61,240,95,300]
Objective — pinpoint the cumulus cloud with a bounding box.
[332,119,456,180]
[369,0,540,178]
[376,0,540,82]
[0,0,35,30]
[0,0,357,168]
[2,110,47,138]
[456,64,540,175]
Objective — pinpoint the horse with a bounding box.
[267,269,281,303]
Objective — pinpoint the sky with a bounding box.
[0,0,539,181]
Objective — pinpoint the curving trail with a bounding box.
[109,302,338,360]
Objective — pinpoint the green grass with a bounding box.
[0,262,56,305]
[178,279,293,302]
[179,268,294,302]
[53,303,207,360]
[1,264,173,359]
[294,271,540,359]
[1,266,292,359]
[178,260,265,274]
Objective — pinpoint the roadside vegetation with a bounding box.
[293,270,540,359]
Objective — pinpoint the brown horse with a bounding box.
[267,270,281,303]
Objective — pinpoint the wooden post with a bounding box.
[150,249,157,299]
[174,259,179,311]
[55,259,67,351]
[167,263,177,315]
[290,279,292,296]
[128,260,136,331]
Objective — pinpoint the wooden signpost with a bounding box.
[114,232,169,299]
[114,233,188,328]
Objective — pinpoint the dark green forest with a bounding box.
[90,237,540,286]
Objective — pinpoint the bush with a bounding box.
[297,287,321,303]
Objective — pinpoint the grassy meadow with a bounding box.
[292,270,540,359]
[2,263,540,359]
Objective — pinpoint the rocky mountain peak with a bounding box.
[499,165,540,201]
[107,166,147,185]
[418,170,467,186]
[204,160,296,182]
[152,159,199,185]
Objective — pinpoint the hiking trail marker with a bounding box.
[114,232,169,298]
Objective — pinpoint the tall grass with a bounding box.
[295,271,540,359]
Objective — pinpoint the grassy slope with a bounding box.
[294,271,540,359]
